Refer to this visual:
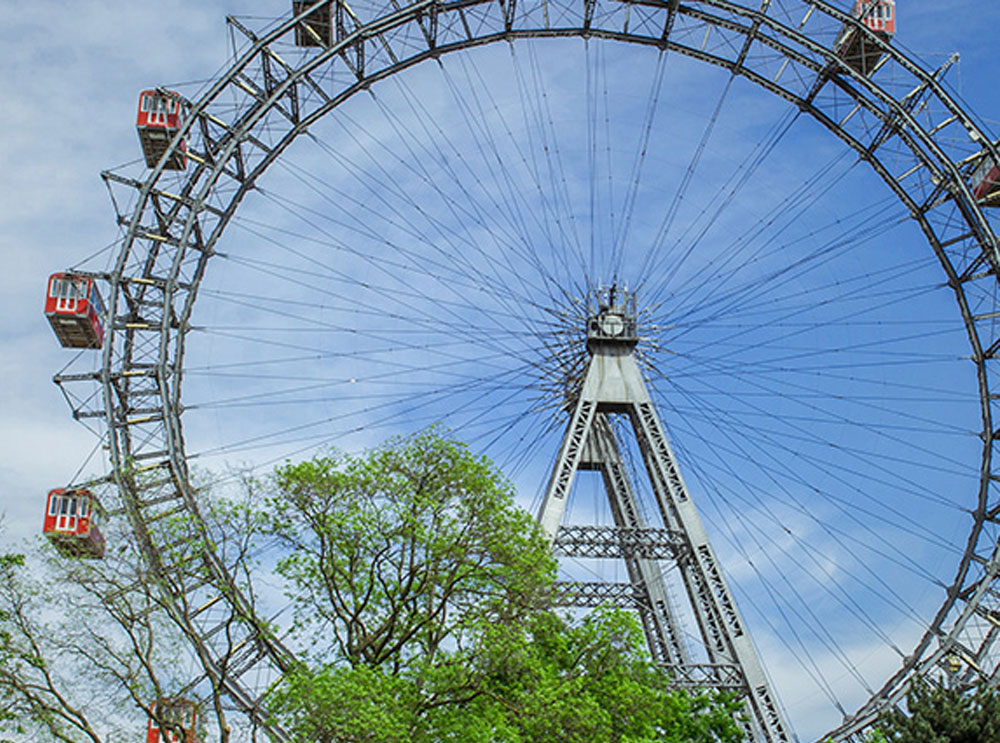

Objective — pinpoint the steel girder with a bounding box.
[538,309,793,743]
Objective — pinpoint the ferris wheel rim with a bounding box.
[90,1,1000,739]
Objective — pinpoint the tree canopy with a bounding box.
[263,429,746,743]
[263,428,555,669]
[873,677,1000,743]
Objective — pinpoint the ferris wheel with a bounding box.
[43,0,1000,740]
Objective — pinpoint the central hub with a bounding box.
[586,285,638,354]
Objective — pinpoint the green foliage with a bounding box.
[445,608,746,743]
[877,678,1000,743]
[264,427,556,668]
[0,551,24,729]
[264,429,747,743]
[270,607,745,743]
[270,664,416,743]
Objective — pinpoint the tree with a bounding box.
[0,538,150,743]
[0,550,29,732]
[262,427,555,670]
[0,481,266,743]
[875,677,1000,743]
[425,607,746,743]
[263,428,747,743]
[0,429,747,742]
[268,606,746,743]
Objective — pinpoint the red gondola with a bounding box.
[137,90,187,170]
[834,0,895,77]
[971,153,1000,207]
[147,699,198,743]
[44,273,105,349]
[853,0,895,35]
[292,1,332,47]
[42,489,105,559]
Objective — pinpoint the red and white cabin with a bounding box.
[45,273,105,349]
[147,699,198,743]
[854,0,895,35]
[137,90,187,170]
[834,0,896,76]
[972,154,1000,206]
[42,489,105,560]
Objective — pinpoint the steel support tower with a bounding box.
[538,289,792,743]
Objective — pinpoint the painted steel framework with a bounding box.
[540,293,791,741]
[51,1,1000,740]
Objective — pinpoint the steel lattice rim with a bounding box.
[76,1,1000,740]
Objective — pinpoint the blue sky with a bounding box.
[4,1,1000,741]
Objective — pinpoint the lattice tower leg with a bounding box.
[537,336,793,743]
[584,413,692,667]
